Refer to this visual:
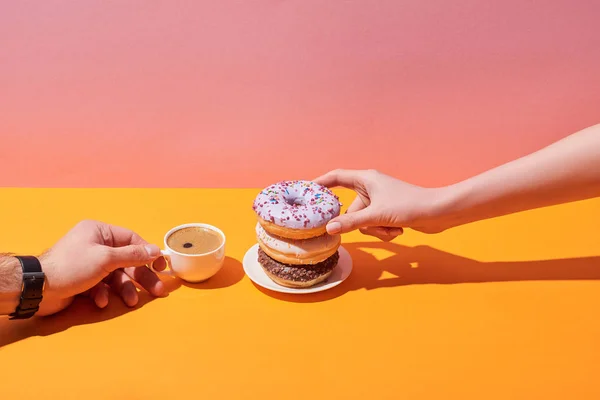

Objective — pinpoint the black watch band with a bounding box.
[9,256,45,320]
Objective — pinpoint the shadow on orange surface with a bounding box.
[0,256,243,348]
[255,241,600,302]
[180,256,245,291]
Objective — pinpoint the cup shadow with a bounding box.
[0,257,242,348]
[181,256,244,290]
[257,241,600,303]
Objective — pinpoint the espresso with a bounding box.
[167,226,223,255]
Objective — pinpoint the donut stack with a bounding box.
[252,180,342,288]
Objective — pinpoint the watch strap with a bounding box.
[9,256,45,320]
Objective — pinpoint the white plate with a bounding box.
[242,244,353,294]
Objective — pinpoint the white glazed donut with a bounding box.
[252,180,341,239]
[255,223,340,265]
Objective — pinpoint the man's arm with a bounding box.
[0,255,22,315]
[1,220,166,318]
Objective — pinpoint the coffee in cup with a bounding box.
[166,226,223,255]
[150,223,226,283]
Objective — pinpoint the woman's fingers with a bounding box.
[346,195,369,214]
[313,169,363,189]
[326,208,375,234]
[359,226,404,241]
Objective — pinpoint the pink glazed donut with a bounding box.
[252,180,341,239]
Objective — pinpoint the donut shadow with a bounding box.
[252,280,348,302]
[254,240,600,303]
[251,251,355,303]
[180,256,244,290]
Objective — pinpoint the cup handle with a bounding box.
[149,249,172,276]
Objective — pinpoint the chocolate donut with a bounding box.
[257,247,338,288]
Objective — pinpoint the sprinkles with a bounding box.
[252,180,341,230]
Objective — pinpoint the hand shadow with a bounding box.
[258,241,600,303]
[0,256,242,348]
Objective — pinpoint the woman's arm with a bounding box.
[315,123,600,238]
[443,123,600,228]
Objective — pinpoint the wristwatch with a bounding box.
[9,256,45,320]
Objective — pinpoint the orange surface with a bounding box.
[1,1,600,188]
[1,188,600,399]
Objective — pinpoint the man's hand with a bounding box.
[37,220,167,316]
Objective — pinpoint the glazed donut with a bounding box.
[252,180,341,240]
[257,247,338,288]
[256,223,340,265]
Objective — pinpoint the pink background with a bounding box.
[1,1,599,188]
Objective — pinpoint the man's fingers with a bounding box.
[123,265,165,297]
[313,169,362,189]
[89,282,110,308]
[110,270,139,307]
[104,244,161,271]
[326,208,374,234]
[96,222,150,247]
[150,256,167,272]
